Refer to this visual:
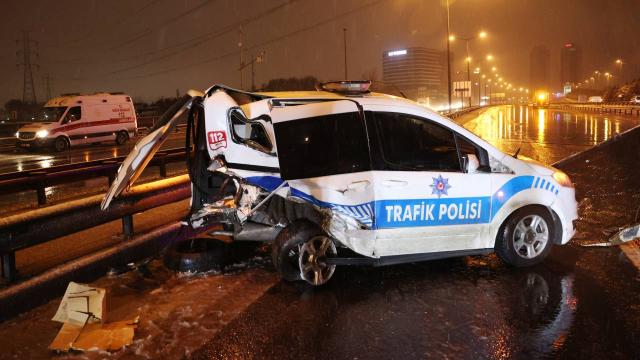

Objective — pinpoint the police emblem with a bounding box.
[430,175,451,198]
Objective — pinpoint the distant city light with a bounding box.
[388,49,407,57]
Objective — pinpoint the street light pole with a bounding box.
[445,0,452,111]
[465,40,471,108]
[343,28,348,79]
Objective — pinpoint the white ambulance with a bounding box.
[102,82,578,286]
[16,92,137,151]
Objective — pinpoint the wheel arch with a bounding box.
[492,204,562,247]
[54,134,71,145]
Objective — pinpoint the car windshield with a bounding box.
[33,106,67,122]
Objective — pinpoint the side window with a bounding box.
[62,106,81,124]
[372,112,460,171]
[455,134,490,172]
[274,112,371,180]
[229,109,273,153]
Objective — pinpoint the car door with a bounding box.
[60,106,85,145]
[101,92,201,209]
[269,99,376,230]
[366,110,492,257]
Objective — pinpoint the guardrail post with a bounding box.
[2,252,16,281]
[36,187,46,205]
[157,153,167,178]
[122,215,134,238]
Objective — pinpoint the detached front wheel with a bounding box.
[271,221,337,286]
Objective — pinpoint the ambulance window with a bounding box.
[372,112,460,171]
[274,112,370,180]
[62,106,81,124]
[229,110,272,153]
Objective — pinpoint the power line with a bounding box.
[114,0,386,81]
[109,0,215,51]
[106,0,301,76]
[58,0,165,48]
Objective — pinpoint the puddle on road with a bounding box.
[460,106,640,164]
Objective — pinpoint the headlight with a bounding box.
[36,129,49,138]
[15,131,19,138]
[553,171,574,188]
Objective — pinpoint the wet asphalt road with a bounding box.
[0,131,185,175]
[459,105,640,164]
[193,246,639,359]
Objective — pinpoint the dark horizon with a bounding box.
[1,0,639,105]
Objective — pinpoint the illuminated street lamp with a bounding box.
[450,30,488,107]
[615,59,624,79]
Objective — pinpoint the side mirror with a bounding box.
[465,154,480,173]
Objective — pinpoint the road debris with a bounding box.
[49,282,138,352]
[581,224,640,247]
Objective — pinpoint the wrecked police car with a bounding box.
[101,81,578,286]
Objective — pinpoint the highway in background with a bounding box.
[1,105,639,176]
[0,131,186,175]
[456,105,640,164]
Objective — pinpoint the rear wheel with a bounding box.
[115,131,128,145]
[271,221,337,286]
[54,136,69,152]
[495,207,554,267]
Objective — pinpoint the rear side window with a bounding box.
[274,112,371,180]
[372,112,460,171]
[229,109,273,153]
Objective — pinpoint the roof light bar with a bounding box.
[317,80,372,94]
[388,49,407,57]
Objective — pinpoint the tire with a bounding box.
[163,238,231,272]
[115,131,128,145]
[54,137,69,152]
[271,220,337,285]
[495,206,555,267]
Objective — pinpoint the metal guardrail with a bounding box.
[0,147,188,205]
[440,105,487,119]
[549,103,640,116]
[0,175,191,281]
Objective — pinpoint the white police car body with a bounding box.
[102,82,578,286]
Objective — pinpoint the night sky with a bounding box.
[1,0,638,105]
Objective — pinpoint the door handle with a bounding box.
[382,179,408,188]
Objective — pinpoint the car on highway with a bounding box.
[588,96,603,103]
[102,81,579,286]
[15,92,137,152]
[630,95,640,104]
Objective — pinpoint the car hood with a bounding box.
[516,155,556,176]
[19,123,53,131]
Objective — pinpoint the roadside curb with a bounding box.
[0,222,190,322]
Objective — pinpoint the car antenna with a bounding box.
[513,146,521,158]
